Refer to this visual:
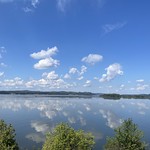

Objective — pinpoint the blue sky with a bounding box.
[0,0,150,93]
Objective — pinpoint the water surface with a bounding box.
[0,95,150,149]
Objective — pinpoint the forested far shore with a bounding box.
[0,90,94,98]
[0,91,150,99]
[100,93,150,100]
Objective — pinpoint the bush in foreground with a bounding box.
[42,123,95,150]
[0,120,19,150]
[104,118,147,150]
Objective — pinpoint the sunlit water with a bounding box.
[0,95,150,149]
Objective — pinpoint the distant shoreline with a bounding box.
[0,91,150,99]
[0,90,95,98]
[99,93,150,100]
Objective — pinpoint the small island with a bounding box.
[100,93,150,100]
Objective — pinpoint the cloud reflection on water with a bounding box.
[31,121,51,134]
[99,109,122,129]
[1,95,150,148]
[0,100,22,111]
[26,133,45,143]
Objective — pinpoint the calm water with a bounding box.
[0,95,150,150]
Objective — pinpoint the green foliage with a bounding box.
[104,118,147,150]
[0,120,19,150]
[42,123,95,150]
[100,94,121,100]
[100,93,150,100]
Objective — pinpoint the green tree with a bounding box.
[42,123,95,150]
[104,118,147,150]
[0,120,19,150]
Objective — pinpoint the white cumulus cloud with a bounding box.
[42,71,59,80]
[30,46,58,59]
[77,76,84,80]
[82,54,103,65]
[34,57,59,69]
[31,46,59,69]
[26,71,71,89]
[99,63,123,82]
[1,77,24,87]
[64,73,71,79]
[69,67,79,74]
[80,65,87,75]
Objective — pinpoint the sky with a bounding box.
[0,0,150,93]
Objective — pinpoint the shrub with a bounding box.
[42,123,95,150]
[0,120,19,150]
[104,118,147,150]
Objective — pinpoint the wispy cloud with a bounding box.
[83,80,91,87]
[0,47,7,72]
[0,46,6,53]
[31,0,39,8]
[136,84,149,91]
[0,47,6,59]
[23,7,33,13]
[102,21,127,34]
[0,72,4,77]
[56,0,71,12]
[0,0,39,12]
[0,62,7,67]
[136,79,144,83]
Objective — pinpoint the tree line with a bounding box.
[1,91,150,100]
[100,93,150,100]
[0,119,148,150]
